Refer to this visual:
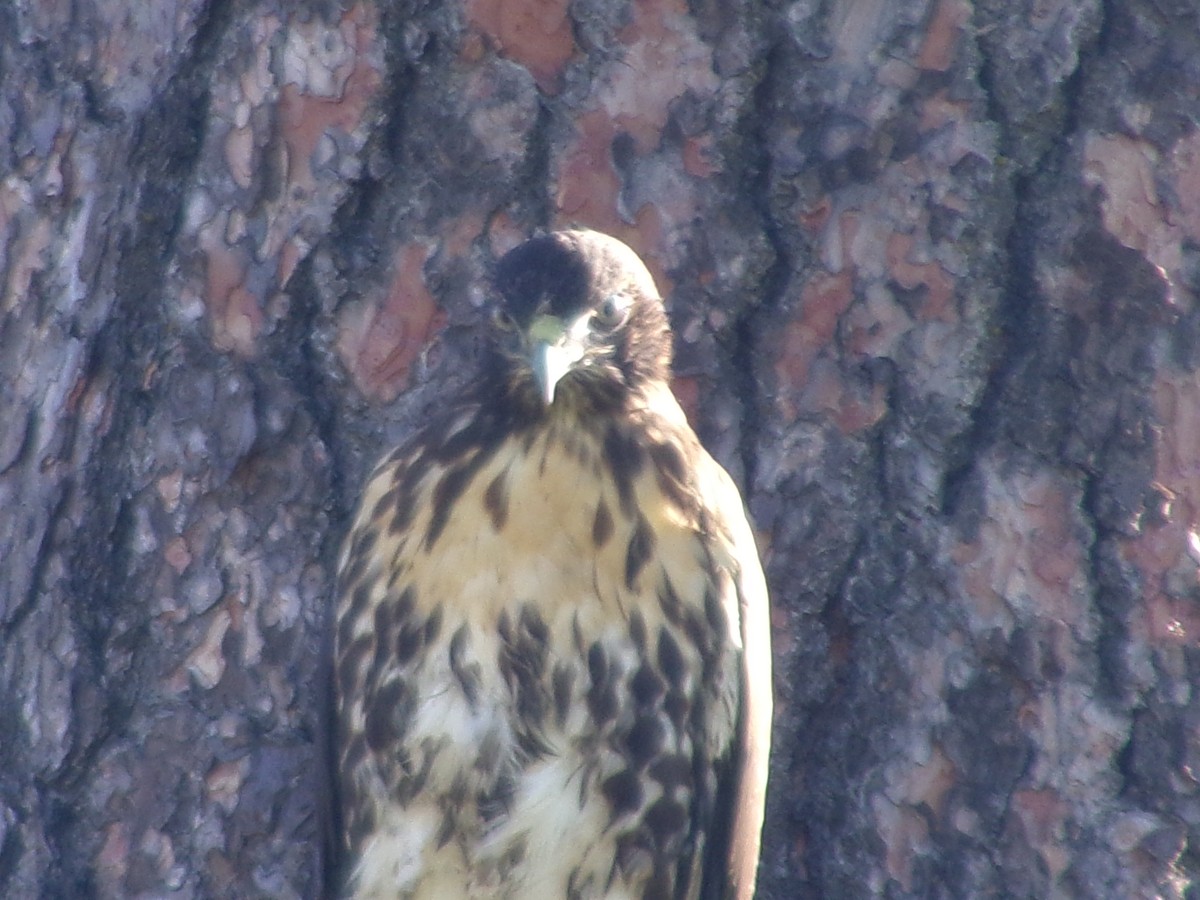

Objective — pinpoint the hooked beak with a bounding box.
[527,314,587,406]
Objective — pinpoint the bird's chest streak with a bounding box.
[407,425,709,633]
[372,426,737,847]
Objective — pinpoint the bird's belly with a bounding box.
[345,430,740,899]
[353,605,682,899]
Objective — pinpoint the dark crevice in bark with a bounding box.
[1061,3,1108,137]
[0,809,19,898]
[730,308,765,492]
[0,483,67,642]
[940,4,1101,534]
[1050,0,1146,721]
[281,263,351,555]
[79,0,235,613]
[272,252,347,899]
[34,0,237,893]
[824,526,871,630]
[736,34,797,496]
[1092,0,1125,56]
[42,778,95,897]
[317,31,418,285]
[0,408,37,480]
[1084,502,1136,705]
[935,162,1032,531]
[0,3,14,73]
[299,10,429,509]
[516,99,556,231]
[61,490,141,752]
[0,481,69,893]
[122,0,235,267]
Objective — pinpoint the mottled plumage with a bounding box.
[334,230,771,899]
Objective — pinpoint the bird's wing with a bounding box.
[697,458,772,900]
[332,409,464,877]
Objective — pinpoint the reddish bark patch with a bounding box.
[681,135,716,178]
[886,232,955,322]
[773,272,854,422]
[1010,789,1069,880]
[204,239,263,357]
[796,196,833,236]
[952,469,1088,634]
[442,211,487,260]
[607,0,717,154]
[277,4,382,191]
[1169,130,1200,243]
[465,0,575,94]
[486,210,528,258]
[555,110,623,234]
[917,0,969,72]
[1120,373,1200,646]
[337,243,447,403]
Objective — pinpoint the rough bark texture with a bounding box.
[2,0,1198,897]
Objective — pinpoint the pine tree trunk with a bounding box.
[2,1,1197,897]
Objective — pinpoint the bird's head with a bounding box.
[489,230,672,414]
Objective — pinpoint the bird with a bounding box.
[333,229,771,900]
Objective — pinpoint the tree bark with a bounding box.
[2,0,1198,897]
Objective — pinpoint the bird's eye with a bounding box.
[591,294,629,331]
[491,306,518,332]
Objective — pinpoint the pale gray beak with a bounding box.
[527,314,588,406]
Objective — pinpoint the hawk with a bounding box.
[334,229,772,899]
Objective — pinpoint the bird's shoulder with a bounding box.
[626,386,758,562]
[339,397,508,548]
